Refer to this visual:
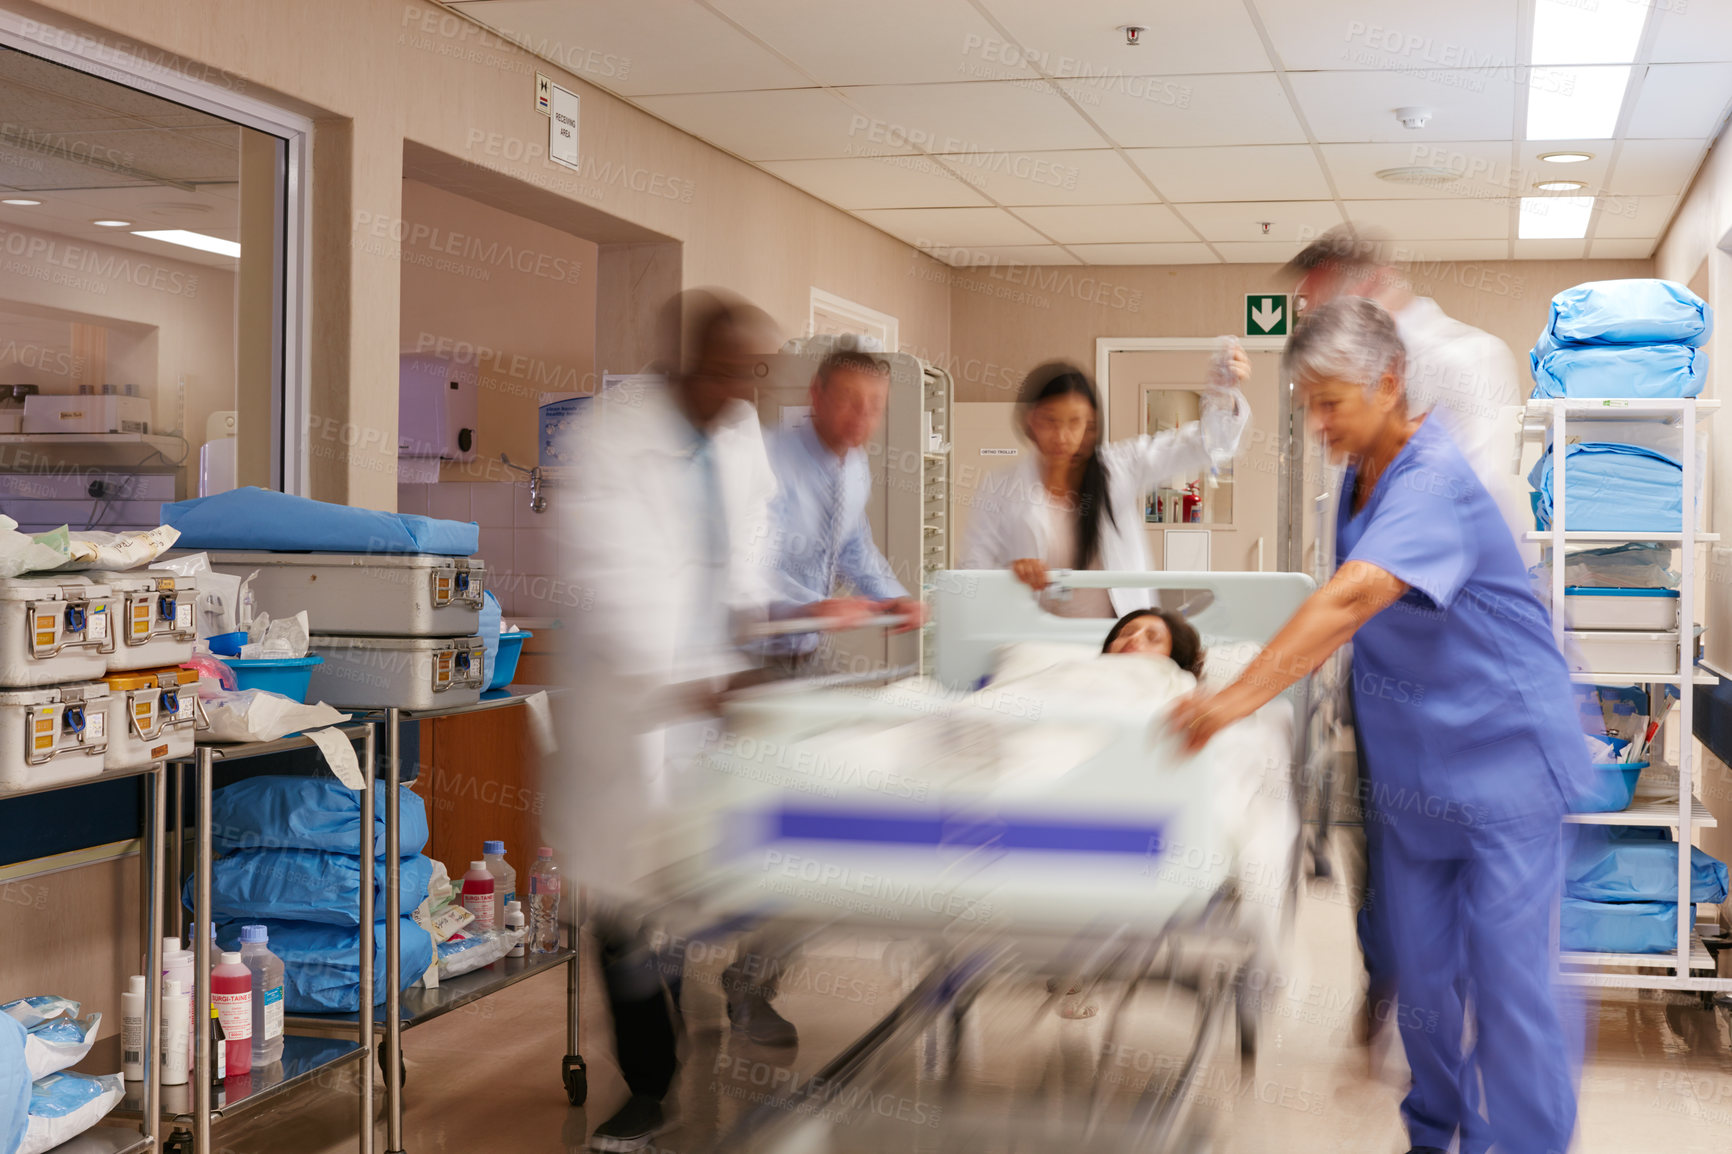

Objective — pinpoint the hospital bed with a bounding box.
[614,569,1317,1152]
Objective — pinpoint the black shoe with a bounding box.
[728,995,799,1046]
[589,1095,672,1152]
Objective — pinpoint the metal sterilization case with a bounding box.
[0,681,110,791]
[306,634,486,710]
[200,552,485,637]
[0,577,115,687]
[103,668,199,770]
[85,569,198,670]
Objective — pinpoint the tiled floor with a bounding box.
[207,874,1731,1154]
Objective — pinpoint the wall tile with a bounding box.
[470,481,516,528]
[427,483,471,522]
[396,483,430,516]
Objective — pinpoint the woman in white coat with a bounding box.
[961,356,1251,618]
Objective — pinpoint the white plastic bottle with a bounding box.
[527,847,561,954]
[482,840,516,929]
[121,975,146,1081]
[161,936,194,1080]
[504,900,526,958]
[460,861,496,931]
[161,979,189,1087]
[238,925,285,1066]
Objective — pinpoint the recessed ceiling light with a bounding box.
[1,198,41,206]
[1532,0,1649,65]
[131,228,240,258]
[92,219,132,227]
[1526,65,1631,140]
[1535,179,1588,191]
[1519,195,1594,239]
[1540,151,1593,163]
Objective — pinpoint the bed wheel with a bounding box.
[378,1046,406,1086]
[564,1054,588,1106]
[1235,993,1257,1068]
[165,1128,194,1154]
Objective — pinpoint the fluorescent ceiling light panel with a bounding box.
[1518,196,1593,239]
[131,229,241,258]
[1532,0,1649,65]
[1526,65,1631,140]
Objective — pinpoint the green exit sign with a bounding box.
[1245,293,1289,336]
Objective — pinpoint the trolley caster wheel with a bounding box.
[1236,996,1258,1067]
[563,1054,588,1106]
[165,1129,194,1154]
[378,1046,407,1086]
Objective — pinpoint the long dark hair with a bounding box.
[1101,609,1205,678]
[1017,362,1115,568]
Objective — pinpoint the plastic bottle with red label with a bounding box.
[211,951,253,1076]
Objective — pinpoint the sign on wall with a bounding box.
[549,83,580,171]
[1245,293,1289,337]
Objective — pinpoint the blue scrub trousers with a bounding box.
[1376,808,1579,1154]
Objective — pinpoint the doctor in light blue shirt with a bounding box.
[760,349,925,660]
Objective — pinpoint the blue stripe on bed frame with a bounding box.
[771,807,1165,856]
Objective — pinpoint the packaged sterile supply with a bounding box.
[211,952,252,1076]
[21,1013,99,1081]
[0,576,115,688]
[239,610,310,660]
[85,568,197,670]
[211,777,429,859]
[433,929,521,980]
[196,688,345,745]
[0,997,79,1031]
[239,926,285,1066]
[19,1071,124,1154]
[121,976,145,1081]
[504,902,526,958]
[482,840,515,927]
[0,682,110,793]
[461,861,496,931]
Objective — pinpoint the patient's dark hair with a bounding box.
[1101,609,1204,678]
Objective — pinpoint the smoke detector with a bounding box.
[1394,106,1432,130]
[1120,25,1144,46]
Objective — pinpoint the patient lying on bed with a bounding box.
[1100,609,1204,677]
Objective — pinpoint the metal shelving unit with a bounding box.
[920,363,952,673]
[1528,398,1729,992]
[166,723,377,1154]
[277,688,580,1154]
[6,760,165,1154]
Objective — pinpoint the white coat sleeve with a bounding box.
[1115,387,1252,491]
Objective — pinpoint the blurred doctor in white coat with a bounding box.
[961,356,1250,619]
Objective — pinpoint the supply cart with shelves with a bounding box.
[920,363,952,673]
[278,688,580,1154]
[5,761,166,1154]
[160,723,377,1154]
[1527,398,1731,995]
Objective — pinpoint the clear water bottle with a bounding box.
[527,846,562,954]
[238,925,285,1066]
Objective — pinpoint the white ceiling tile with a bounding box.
[1069,243,1219,265]
[447,0,812,95]
[1343,199,1512,240]
[935,150,1154,206]
[1648,4,1732,64]
[1625,64,1732,140]
[634,89,896,161]
[840,81,1108,153]
[1010,204,1195,244]
[932,244,1080,266]
[1588,238,1656,259]
[1288,70,1518,143]
[757,156,990,209]
[1512,238,1587,259]
[1130,145,1333,202]
[710,0,1037,86]
[1211,241,1310,264]
[1322,141,1531,201]
[1381,239,1513,263]
[1593,195,1678,240]
[1602,140,1706,198]
[855,207,1048,248]
[978,0,1272,77]
[1176,201,1345,245]
[1259,1,1519,73]
[1059,72,1306,148]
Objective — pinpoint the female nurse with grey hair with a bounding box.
[1171,297,1587,1154]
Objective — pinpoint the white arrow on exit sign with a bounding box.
[1245,293,1289,336]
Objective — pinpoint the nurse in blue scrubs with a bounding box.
[1171,297,1586,1154]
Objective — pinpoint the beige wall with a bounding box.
[14,0,953,507]
[394,178,598,482]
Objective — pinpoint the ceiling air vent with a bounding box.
[1374,166,1463,191]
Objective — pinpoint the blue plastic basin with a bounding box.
[207,631,248,657]
[1570,761,1648,814]
[225,654,324,703]
[489,629,533,691]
